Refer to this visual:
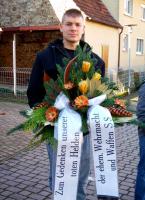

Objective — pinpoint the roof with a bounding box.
[1,0,122,32]
[74,0,122,29]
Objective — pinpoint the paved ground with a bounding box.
[0,101,139,200]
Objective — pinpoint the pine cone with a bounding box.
[33,102,49,110]
[108,106,132,117]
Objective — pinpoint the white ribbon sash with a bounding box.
[54,104,83,200]
[88,105,119,197]
[52,93,119,199]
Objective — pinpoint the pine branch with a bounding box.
[101,98,115,107]
[23,107,47,132]
[19,110,29,118]
[7,123,24,135]
[44,79,61,105]
[28,125,57,149]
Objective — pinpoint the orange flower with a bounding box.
[82,61,91,73]
[115,98,126,109]
[45,106,58,122]
[64,81,75,90]
[78,80,88,94]
[74,95,89,109]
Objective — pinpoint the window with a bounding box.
[123,34,128,51]
[124,0,133,16]
[136,39,144,55]
[141,5,145,20]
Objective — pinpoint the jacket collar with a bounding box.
[49,38,91,52]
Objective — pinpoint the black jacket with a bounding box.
[27,39,105,108]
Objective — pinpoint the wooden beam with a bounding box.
[2,25,60,32]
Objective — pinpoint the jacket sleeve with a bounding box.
[27,53,46,108]
[92,53,105,77]
[137,83,145,123]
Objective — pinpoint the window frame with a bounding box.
[141,4,145,21]
[124,0,133,16]
[136,38,144,55]
[123,34,128,52]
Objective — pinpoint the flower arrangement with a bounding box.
[8,45,136,147]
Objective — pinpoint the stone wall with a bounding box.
[0,31,61,67]
[0,0,59,27]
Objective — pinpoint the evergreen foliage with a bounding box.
[44,79,61,105]
[23,107,47,132]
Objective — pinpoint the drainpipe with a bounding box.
[0,27,3,40]
[13,33,17,96]
[124,24,137,94]
[117,27,123,82]
[128,26,132,94]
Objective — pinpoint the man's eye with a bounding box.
[65,23,82,27]
[76,23,81,27]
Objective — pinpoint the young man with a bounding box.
[27,8,105,200]
[135,82,145,200]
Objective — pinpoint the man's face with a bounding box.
[60,15,85,44]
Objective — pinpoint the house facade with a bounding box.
[0,0,121,76]
[103,0,145,73]
[73,0,122,78]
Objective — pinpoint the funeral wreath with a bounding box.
[8,45,137,147]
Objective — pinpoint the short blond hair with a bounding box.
[62,8,84,23]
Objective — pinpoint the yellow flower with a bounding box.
[92,72,101,80]
[82,61,91,73]
[78,80,88,94]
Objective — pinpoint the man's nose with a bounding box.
[71,24,77,30]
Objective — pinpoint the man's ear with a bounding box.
[83,25,85,34]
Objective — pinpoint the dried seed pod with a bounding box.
[33,102,49,110]
[108,106,132,117]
